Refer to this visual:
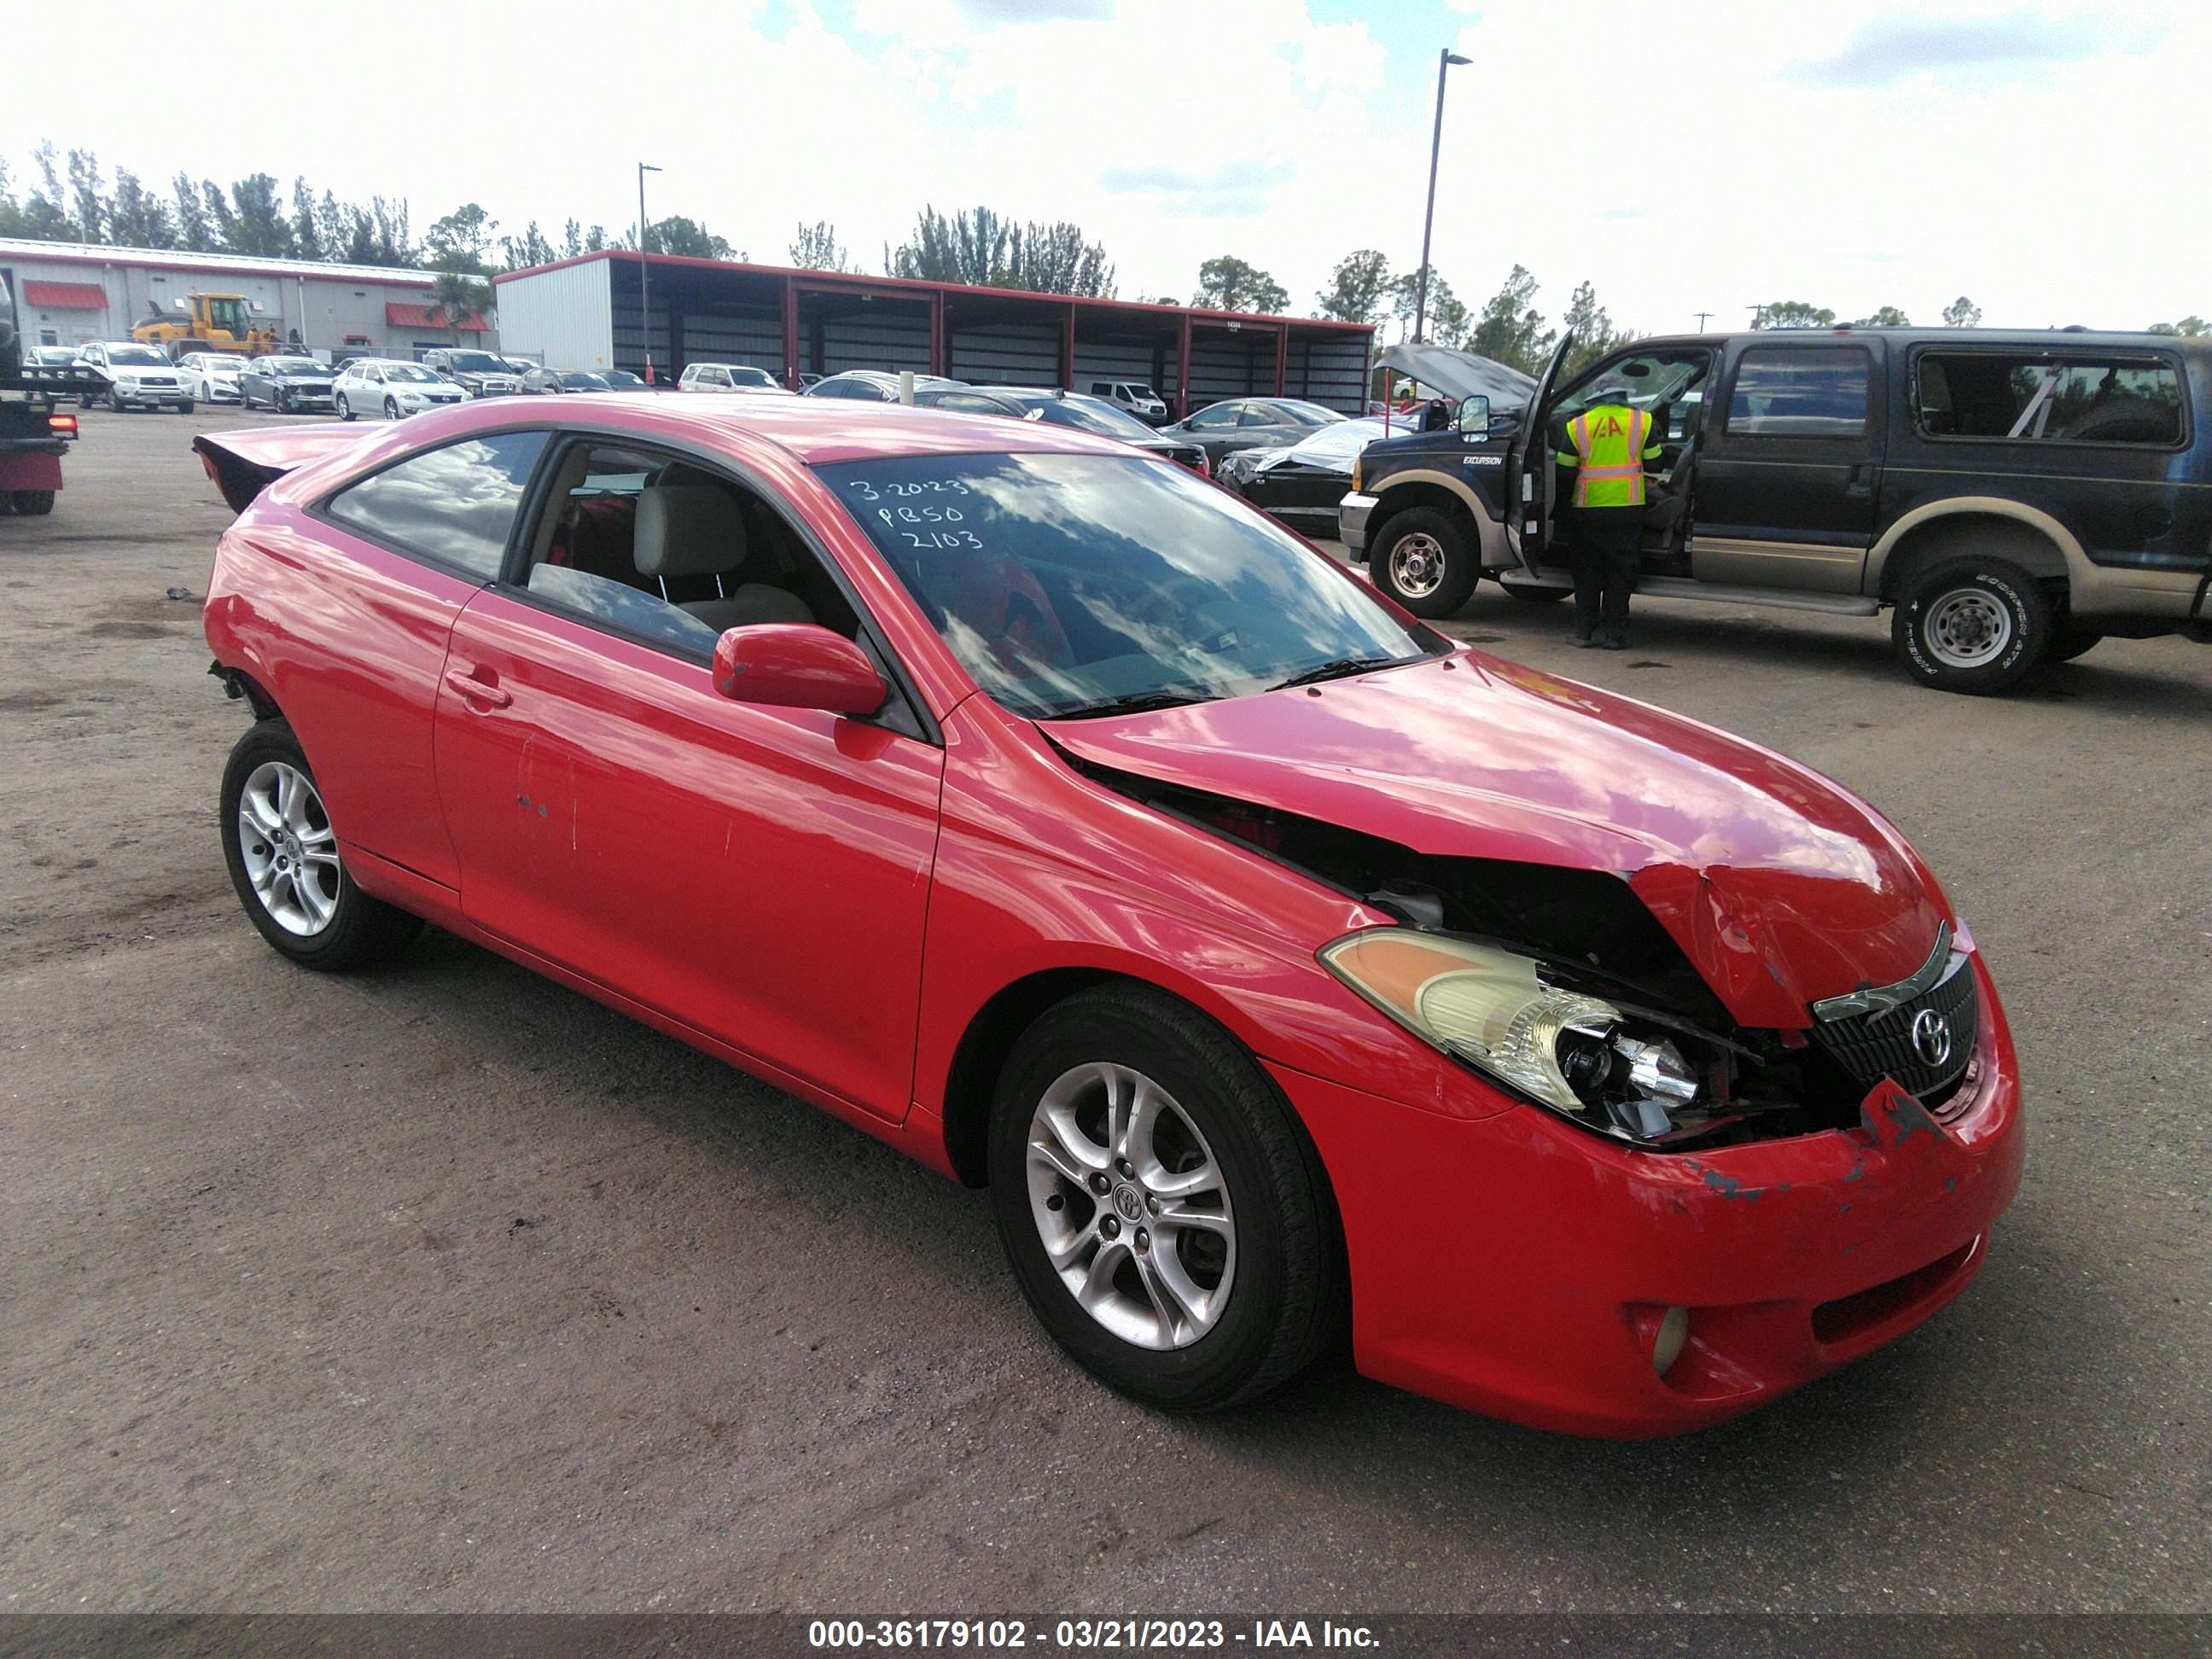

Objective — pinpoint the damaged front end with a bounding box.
[1076,760,1970,1153]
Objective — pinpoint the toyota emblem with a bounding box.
[1910,1008,1953,1068]
[1113,1185,1144,1222]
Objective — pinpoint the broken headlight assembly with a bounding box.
[1319,929,1740,1146]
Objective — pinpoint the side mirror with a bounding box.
[713,624,887,718]
[1457,395,1491,439]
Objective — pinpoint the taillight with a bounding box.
[48,413,78,436]
[1197,451,1211,479]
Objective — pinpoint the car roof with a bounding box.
[1640,327,2205,352]
[397,390,1146,465]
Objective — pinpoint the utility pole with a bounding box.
[1748,303,1767,329]
[637,162,662,382]
[1414,47,1471,345]
[1693,311,1713,333]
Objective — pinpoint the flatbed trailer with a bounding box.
[2,270,92,515]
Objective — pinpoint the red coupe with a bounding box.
[195,396,2023,1437]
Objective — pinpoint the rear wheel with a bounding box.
[10,490,55,516]
[219,719,423,970]
[987,984,1343,1413]
[1371,506,1478,618]
[1892,559,2052,694]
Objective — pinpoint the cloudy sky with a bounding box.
[9,0,2201,335]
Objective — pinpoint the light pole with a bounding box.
[637,162,662,382]
[1414,48,1470,345]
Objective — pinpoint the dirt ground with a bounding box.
[2,404,2208,1616]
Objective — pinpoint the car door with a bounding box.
[1505,329,1579,574]
[293,427,553,890]
[430,433,946,1120]
[1690,341,1885,593]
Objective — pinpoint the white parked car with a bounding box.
[677,361,792,395]
[177,352,251,405]
[332,358,470,422]
[76,341,194,412]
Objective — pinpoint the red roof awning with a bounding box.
[385,301,486,332]
[23,281,108,310]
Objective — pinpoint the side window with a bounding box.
[1726,349,1868,438]
[1239,405,1281,427]
[1915,352,2182,445]
[517,440,860,661]
[934,393,1005,415]
[323,431,550,579]
[1189,403,1238,429]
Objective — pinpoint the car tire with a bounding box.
[177,399,194,414]
[1371,506,1479,618]
[384,398,399,421]
[987,983,1344,1414]
[2048,626,2103,663]
[11,490,56,515]
[1893,559,2053,694]
[273,387,289,415]
[336,393,354,422]
[1498,579,1572,604]
[219,719,424,971]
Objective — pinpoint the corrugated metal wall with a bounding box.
[610,287,670,376]
[677,306,783,374]
[819,312,932,376]
[1289,336,1371,412]
[1188,337,1272,403]
[1072,340,1173,396]
[948,324,1059,387]
[498,260,613,370]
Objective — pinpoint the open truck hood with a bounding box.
[193,424,372,513]
[1373,343,1538,411]
[1041,652,1945,1033]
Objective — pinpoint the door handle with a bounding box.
[444,667,512,708]
[1844,462,1876,500]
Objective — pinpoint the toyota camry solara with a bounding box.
[195,396,2024,1437]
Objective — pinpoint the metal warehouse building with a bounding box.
[0,237,499,358]
[494,253,1374,416]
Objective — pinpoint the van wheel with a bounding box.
[2048,626,2102,663]
[987,985,1344,1413]
[1372,507,1478,617]
[1892,560,2052,693]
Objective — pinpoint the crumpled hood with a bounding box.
[1041,651,1947,1031]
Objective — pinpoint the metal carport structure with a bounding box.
[492,252,1374,417]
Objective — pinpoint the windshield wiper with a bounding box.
[1049,690,1210,720]
[1271,655,1412,691]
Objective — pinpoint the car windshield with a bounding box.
[1272,400,1346,428]
[443,353,507,373]
[602,370,643,385]
[562,373,610,389]
[817,452,1435,719]
[730,366,777,387]
[108,346,169,366]
[385,364,439,383]
[1026,396,1159,441]
[206,355,249,370]
[35,347,79,363]
[272,360,324,375]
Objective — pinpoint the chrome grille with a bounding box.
[1812,952,1978,1103]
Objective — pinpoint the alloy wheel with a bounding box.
[1024,1062,1237,1350]
[1388,533,1447,599]
[236,760,342,937]
[1924,587,2013,670]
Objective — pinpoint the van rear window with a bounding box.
[1915,353,2183,445]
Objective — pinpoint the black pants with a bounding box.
[1570,506,1642,640]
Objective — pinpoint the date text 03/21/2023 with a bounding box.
[805,1617,1380,1650]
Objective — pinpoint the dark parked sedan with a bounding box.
[521,368,613,394]
[1219,417,1390,532]
[914,387,1209,474]
[238,357,337,414]
[1161,397,1345,465]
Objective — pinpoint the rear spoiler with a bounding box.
[193,425,370,515]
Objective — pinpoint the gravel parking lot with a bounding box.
[3,405,2208,1617]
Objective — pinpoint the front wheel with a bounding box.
[987,985,1344,1413]
[219,719,423,970]
[177,399,194,414]
[11,490,56,515]
[336,393,354,421]
[1892,560,2052,694]
[273,387,289,415]
[384,399,399,421]
[1371,506,1479,618]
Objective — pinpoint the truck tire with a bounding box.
[1371,506,1479,618]
[2048,626,2103,663]
[11,490,56,515]
[1892,559,2052,694]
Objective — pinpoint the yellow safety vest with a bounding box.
[1557,404,1659,509]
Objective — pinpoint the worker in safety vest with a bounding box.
[1554,382,1664,649]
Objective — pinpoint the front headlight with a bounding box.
[1320,930,1711,1144]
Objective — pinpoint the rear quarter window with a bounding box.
[323,431,549,579]
[1914,352,2184,445]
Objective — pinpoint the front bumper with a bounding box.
[276,389,335,408]
[1338,491,1378,553]
[1273,951,2024,1437]
[206,384,242,403]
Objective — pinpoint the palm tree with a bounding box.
[429,271,494,346]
